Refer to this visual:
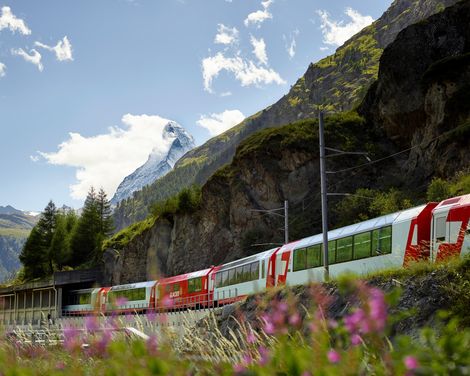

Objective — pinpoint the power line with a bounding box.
[327,132,446,175]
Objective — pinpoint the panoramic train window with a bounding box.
[188,278,202,293]
[307,245,321,268]
[336,236,353,263]
[328,240,337,264]
[216,262,260,287]
[434,217,446,242]
[292,225,393,270]
[79,293,91,305]
[293,248,307,271]
[353,232,371,259]
[109,288,146,302]
[251,262,259,279]
[372,226,392,254]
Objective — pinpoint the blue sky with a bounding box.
[0,0,392,211]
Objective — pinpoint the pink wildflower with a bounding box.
[147,335,158,355]
[351,334,362,346]
[368,288,387,331]
[63,327,80,352]
[404,356,419,370]
[261,314,275,335]
[289,312,301,327]
[116,297,128,306]
[258,346,270,366]
[246,330,256,344]
[85,315,99,333]
[233,363,246,374]
[327,349,341,364]
[277,301,288,313]
[344,309,366,333]
[146,310,156,322]
[95,329,112,356]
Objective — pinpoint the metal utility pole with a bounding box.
[318,112,329,281]
[284,200,289,244]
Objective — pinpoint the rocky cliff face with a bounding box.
[111,121,195,206]
[361,0,470,183]
[113,0,460,229]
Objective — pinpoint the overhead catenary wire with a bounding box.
[326,132,447,175]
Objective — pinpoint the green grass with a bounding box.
[102,215,156,250]
[0,227,30,238]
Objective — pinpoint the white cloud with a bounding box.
[220,91,232,97]
[35,36,73,61]
[250,35,267,65]
[214,24,239,45]
[202,52,285,93]
[38,114,180,200]
[11,48,43,71]
[0,62,5,77]
[0,6,31,35]
[30,155,39,162]
[283,29,299,59]
[317,8,374,46]
[244,0,273,28]
[197,110,245,136]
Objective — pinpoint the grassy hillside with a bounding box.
[0,212,37,282]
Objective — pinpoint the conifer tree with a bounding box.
[19,227,48,279]
[19,200,58,279]
[50,210,78,270]
[97,188,114,236]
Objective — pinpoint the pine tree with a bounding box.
[19,200,58,279]
[97,188,114,236]
[19,227,48,279]
[50,210,77,270]
[70,187,101,266]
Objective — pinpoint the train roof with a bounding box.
[216,247,279,272]
[284,204,428,251]
[157,268,213,284]
[68,288,101,294]
[109,281,157,291]
[433,194,470,214]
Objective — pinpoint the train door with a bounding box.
[431,213,447,262]
[276,251,291,285]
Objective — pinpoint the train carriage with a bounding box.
[431,194,470,261]
[212,248,278,305]
[156,268,214,310]
[106,281,157,313]
[62,287,105,315]
[277,203,439,286]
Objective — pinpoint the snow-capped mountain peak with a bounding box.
[111,121,195,205]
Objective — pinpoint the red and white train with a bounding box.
[63,194,470,315]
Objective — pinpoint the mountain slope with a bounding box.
[111,121,195,206]
[0,209,38,282]
[114,0,460,230]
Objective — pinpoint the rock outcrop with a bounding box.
[361,0,470,184]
